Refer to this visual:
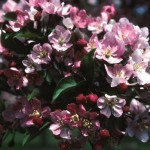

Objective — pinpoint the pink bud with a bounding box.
[86,93,98,104]
[76,93,87,104]
[99,129,110,138]
[76,39,87,47]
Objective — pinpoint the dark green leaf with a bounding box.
[3,12,17,21]
[52,75,84,101]
[14,29,41,39]
[80,49,95,83]
[22,122,50,146]
[27,88,39,101]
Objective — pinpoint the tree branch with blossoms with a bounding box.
[0,0,150,150]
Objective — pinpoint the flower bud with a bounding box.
[86,93,98,104]
[123,106,129,113]
[32,116,43,126]
[76,93,87,104]
[9,61,16,67]
[99,129,110,138]
[3,51,13,58]
[117,83,128,93]
[34,11,42,21]
[76,39,87,47]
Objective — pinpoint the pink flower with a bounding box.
[96,32,125,64]
[97,94,126,118]
[30,43,52,64]
[17,98,51,127]
[57,3,72,16]
[85,34,100,52]
[101,5,116,20]
[70,7,87,28]
[112,18,140,46]
[126,99,150,142]
[105,64,133,87]
[88,17,107,34]
[67,103,100,136]
[4,67,28,89]
[48,25,72,52]
[39,0,61,14]
[2,0,20,12]
[26,0,44,7]
[22,55,42,73]
[9,10,29,32]
[49,110,71,139]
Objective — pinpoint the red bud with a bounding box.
[99,129,110,138]
[86,93,98,104]
[32,116,43,126]
[76,93,87,104]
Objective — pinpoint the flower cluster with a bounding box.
[0,0,150,149]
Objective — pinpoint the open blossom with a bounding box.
[22,55,42,73]
[26,0,44,7]
[101,5,116,20]
[16,98,51,127]
[70,7,87,28]
[88,17,107,34]
[105,64,133,87]
[4,67,28,89]
[67,103,100,137]
[48,25,72,52]
[9,10,29,32]
[49,110,71,139]
[57,3,72,16]
[112,18,140,46]
[39,0,61,14]
[97,94,126,118]
[2,0,20,12]
[126,99,150,142]
[96,32,125,64]
[85,34,100,52]
[30,43,52,64]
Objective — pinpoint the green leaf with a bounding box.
[14,29,41,39]
[80,49,95,83]
[22,122,50,146]
[45,71,52,84]
[27,88,39,101]
[3,12,17,21]
[52,75,84,101]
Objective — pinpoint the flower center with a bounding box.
[133,63,142,72]
[82,119,92,129]
[71,114,80,123]
[105,48,112,58]
[29,110,41,117]
[59,37,65,45]
[39,50,47,58]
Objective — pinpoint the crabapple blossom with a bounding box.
[126,99,150,142]
[105,64,133,87]
[9,10,29,31]
[70,7,87,28]
[30,43,52,64]
[48,25,72,52]
[39,0,61,14]
[112,18,140,46]
[88,17,107,34]
[4,67,28,89]
[49,110,71,139]
[22,55,42,73]
[96,32,125,64]
[97,94,126,118]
